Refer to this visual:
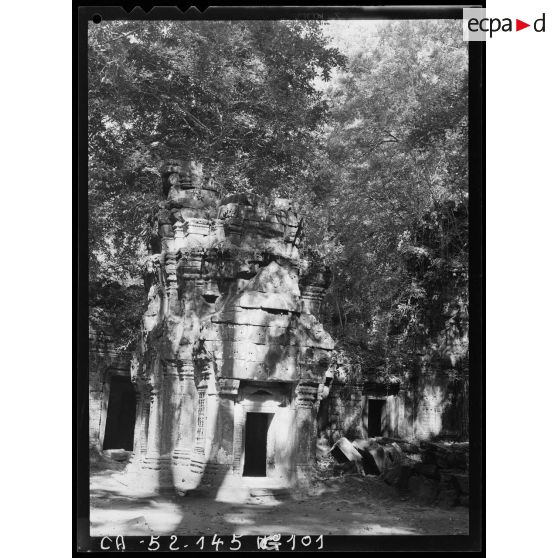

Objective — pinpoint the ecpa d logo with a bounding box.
[463,8,546,41]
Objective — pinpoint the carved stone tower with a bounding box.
[128,159,334,493]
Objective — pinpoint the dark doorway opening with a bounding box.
[243,412,271,477]
[368,398,386,437]
[103,375,136,450]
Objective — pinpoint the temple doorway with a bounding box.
[243,412,272,477]
[103,375,136,450]
[368,398,387,437]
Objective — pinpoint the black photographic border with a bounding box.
[74,3,485,554]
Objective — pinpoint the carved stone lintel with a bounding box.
[178,249,204,278]
[217,378,240,396]
[173,221,186,249]
[185,218,211,238]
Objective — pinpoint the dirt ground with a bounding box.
[90,462,468,537]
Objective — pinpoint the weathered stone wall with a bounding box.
[319,374,467,445]
[320,384,364,443]
[405,373,468,441]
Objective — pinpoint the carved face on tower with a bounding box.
[162,160,196,197]
[159,160,219,225]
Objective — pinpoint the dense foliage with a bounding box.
[88,19,468,398]
[305,21,468,392]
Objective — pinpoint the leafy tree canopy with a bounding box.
[88,19,468,403]
[302,20,468,388]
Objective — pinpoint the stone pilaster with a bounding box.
[164,251,180,315]
[173,220,186,250]
[294,381,320,484]
[216,378,240,469]
[141,382,173,489]
[189,366,220,482]
[300,261,331,316]
[232,403,246,476]
[143,384,162,458]
[129,385,144,461]
[125,379,150,472]
[189,368,210,478]
[300,285,327,315]
[171,360,197,486]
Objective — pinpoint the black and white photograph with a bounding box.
[78,6,481,552]
[12,0,558,555]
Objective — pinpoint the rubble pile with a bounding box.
[327,436,469,508]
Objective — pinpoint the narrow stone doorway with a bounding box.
[243,412,271,477]
[368,398,386,437]
[103,375,136,450]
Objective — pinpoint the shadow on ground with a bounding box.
[90,465,468,537]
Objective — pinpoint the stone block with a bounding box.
[352,444,381,476]
[370,445,386,472]
[330,437,364,465]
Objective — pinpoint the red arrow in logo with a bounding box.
[516,19,531,31]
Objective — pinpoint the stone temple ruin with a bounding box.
[91,160,335,493]
[89,159,467,497]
